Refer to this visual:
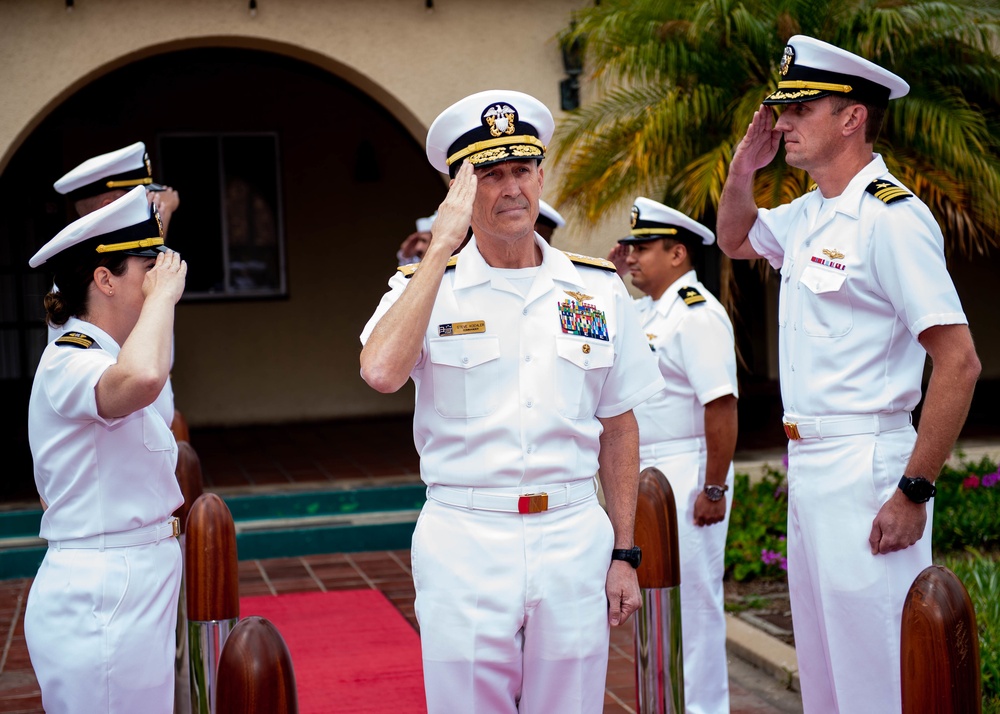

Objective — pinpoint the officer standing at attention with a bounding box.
[716,36,981,712]
[51,142,181,425]
[360,89,663,713]
[25,186,187,714]
[609,197,738,714]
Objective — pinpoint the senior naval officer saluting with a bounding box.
[360,90,663,713]
[25,185,187,714]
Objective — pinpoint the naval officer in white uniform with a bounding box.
[25,185,187,714]
[717,35,981,712]
[610,197,738,714]
[360,89,663,713]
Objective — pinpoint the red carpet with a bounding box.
[240,590,426,713]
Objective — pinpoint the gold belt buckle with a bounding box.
[171,518,181,538]
[783,421,801,440]
[518,493,549,514]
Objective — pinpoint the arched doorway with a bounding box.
[0,46,446,501]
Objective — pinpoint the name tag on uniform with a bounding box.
[438,320,486,336]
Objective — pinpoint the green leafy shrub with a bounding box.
[933,457,1000,553]
[725,468,788,582]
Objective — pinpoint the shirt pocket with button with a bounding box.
[798,264,852,337]
[554,336,615,419]
[428,335,501,418]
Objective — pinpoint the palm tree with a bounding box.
[552,0,1000,261]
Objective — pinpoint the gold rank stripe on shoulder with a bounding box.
[55,331,95,349]
[865,179,913,204]
[562,251,617,272]
[397,256,458,278]
[679,286,706,306]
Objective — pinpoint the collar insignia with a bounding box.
[822,248,845,260]
[483,104,517,138]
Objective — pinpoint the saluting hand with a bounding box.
[607,244,629,278]
[730,105,782,178]
[431,160,477,255]
[142,250,187,305]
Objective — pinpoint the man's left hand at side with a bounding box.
[693,492,727,526]
[868,490,928,555]
[606,560,642,626]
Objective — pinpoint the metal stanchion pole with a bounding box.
[173,440,204,714]
[633,466,684,714]
[216,616,298,714]
[901,565,981,713]
[186,493,240,714]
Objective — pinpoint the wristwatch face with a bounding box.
[901,476,936,503]
[612,546,642,568]
[704,485,726,502]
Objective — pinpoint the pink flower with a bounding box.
[963,474,981,489]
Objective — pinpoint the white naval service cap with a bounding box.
[415,212,438,233]
[764,35,909,107]
[53,141,165,202]
[619,197,715,246]
[30,186,166,268]
[425,89,554,176]
[536,199,566,229]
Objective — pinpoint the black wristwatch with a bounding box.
[611,546,642,569]
[898,475,936,503]
[703,483,729,502]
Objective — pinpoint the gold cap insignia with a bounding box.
[483,104,517,138]
[565,290,593,302]
[780,46,794,76]
[822,248,845,260]
[144,152,153,178]
[630,205,639,228]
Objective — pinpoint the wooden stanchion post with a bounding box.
[172,408,190,445]
[216,617,298,714]
[186,493,240,714]
[632,466,684,714]
[901,564,981,713]
[174,441,204,714]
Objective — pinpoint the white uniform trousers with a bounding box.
[25,537,183,714]
[787,425,930,713]
[411,493,615,714]
[640,442,734,714]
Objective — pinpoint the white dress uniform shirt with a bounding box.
[633,271,738,714]
[633,271,739,445]
[362,234,664,488]
[29,316,182,540]
[746,154,968,713]
[749,154,967,418]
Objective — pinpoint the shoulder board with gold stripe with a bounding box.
[55,331,95,349]
[562,251,617,272]
[678,286,706,307]
[397,256,458,279]
[865,179,913,204]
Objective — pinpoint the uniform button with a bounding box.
[526,445,534,454]
[462,357,469,364]
[790,364,795,372]
[583,359,590,367]
[525,355,531,363]
[522,308,528,316]
[526,400,533,408]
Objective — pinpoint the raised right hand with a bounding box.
[142,250,187,305]
[430,161,477,255]
[730,105,781,178]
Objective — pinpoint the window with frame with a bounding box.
[157,133,286,299]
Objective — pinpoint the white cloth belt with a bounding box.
[782,412,912,440]
[49,517,180,551]
[426,479,597,514]
[639,436,705,461]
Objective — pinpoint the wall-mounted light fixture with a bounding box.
[426,0,434,11]
[65,0,74,11]
[559,30,584,111]
[249,0,258,17]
